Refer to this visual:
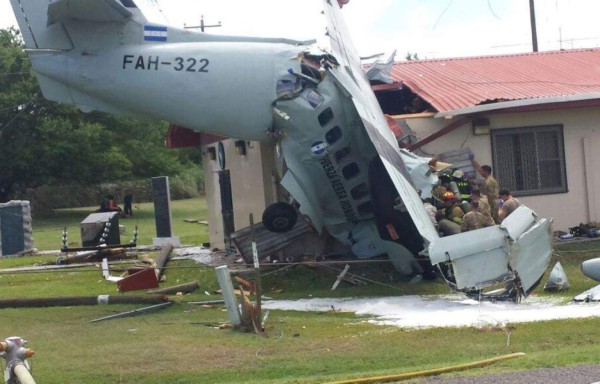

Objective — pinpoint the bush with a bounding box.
[17,167,204,213]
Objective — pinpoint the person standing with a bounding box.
[473,162,500,224]
[123,192,133,217]
[498,188,521,222]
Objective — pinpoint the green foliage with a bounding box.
[0,28,203,203]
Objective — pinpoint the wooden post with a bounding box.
[249,214,263,330]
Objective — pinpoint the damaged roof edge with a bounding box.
[435,91,600,118]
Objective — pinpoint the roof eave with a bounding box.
[435,92,600,118]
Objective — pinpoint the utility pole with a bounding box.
[184,15,222,32]
[529,0,538,52]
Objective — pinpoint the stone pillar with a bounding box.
[151,176,180,246]
[0,201,34,257]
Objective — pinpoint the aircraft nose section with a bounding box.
[581,258,600,281]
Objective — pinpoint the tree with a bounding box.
[0,28,200,202]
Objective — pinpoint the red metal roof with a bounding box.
[389,48,600,113]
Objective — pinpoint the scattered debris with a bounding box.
[234,276,255,294]
[90,302,173,323]
[544,262,570,291]
[56,247,133,265]
[183,219,208,225]
[231,219,314,263]
[117,267,159,292]
[331,264,350,290]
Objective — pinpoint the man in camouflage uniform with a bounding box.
[461,200,494,232]
[469,189,494,225]
[473,162,500,224]
[498,188,521,222]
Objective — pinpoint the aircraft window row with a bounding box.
[334,147,351,162]
[351,183,369,200]
[318,107,334,126]
[306,91,324,108]
[342,163,359,179]
[325,126,342,145]
[357,201,373,215]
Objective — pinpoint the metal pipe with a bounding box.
[215,265,241,326]
[12,363,36,384]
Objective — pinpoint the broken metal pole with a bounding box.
[0,295,168,309]
[147,281,199,295]
[90,302,173,323]
[215,265,241,326]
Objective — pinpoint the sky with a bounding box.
[2,0,600,60]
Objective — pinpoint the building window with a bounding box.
[491,124,567,196]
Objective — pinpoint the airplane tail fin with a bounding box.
[9,0,147,114]
[10,0,72,50]
[10,0,138,51]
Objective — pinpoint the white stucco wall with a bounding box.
[405,106,600,231]
[203,140,277,249]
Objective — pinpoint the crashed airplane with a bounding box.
[9,0,552,301]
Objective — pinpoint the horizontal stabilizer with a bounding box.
[48,0,132,26]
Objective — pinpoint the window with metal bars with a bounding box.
[491,124,567,196]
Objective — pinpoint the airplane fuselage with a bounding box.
[31,42,305,141]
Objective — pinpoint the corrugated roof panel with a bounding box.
[389,48,600,112]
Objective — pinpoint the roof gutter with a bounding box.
[435,92,600,118]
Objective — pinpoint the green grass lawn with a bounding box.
[3,202,600,383]
[31,197,209,251]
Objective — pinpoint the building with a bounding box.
[373,48,600,232]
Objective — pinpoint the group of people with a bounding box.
[427,162,521,236]
[97,192,134,218]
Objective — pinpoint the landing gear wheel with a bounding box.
[262,202,297,233]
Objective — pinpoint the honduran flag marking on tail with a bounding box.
[144,25,168,42]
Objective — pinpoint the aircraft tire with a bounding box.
[262,202,297,233]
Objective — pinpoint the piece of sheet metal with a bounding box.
[544,261,570,291]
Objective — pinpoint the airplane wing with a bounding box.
[321,0,439,243]
[321,0,552,299]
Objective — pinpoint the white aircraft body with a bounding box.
[10,0,553,300]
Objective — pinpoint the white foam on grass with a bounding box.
[262,295,600,329]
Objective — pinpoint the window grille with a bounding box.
[491,125,567,196]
